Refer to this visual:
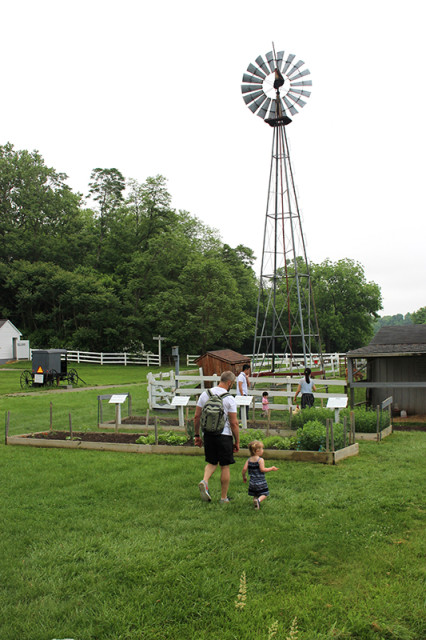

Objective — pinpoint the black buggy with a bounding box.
[20,349,82,389]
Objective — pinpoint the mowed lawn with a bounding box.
[1,430,425,640]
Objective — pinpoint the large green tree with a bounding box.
[310,258,382,352]
[411,306,426,324]
[0,142,88,269]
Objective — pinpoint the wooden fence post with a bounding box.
[343,416,347,448]
[5,410,10,445]
[376,404,380,442]
[154,417,158,445]
[330,420,335,452]
[50,402,53,431]
[69,413,73,439]
[326,419,329,452]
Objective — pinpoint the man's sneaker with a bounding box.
[220,497,230,504]
[198,480,211,502]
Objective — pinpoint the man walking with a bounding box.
[194,371,239,503]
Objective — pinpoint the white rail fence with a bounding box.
[30,349,160,366]
[147,369,348,414]
[186,353,346,376]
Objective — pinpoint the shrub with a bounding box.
[238,429,265,449]
[291,407,334,429]
[340,407,389,433]
[297,420,345,451]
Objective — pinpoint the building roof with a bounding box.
[195,349,250,364]
[347,325,426,357]
[0,319,22,335]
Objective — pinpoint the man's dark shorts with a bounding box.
[203,433,235,466]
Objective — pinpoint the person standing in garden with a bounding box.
[242,440,278,509]
[293,367,317,409]
[193,371,239,504]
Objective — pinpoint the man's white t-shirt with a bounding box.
[197,386,237,436]
[236,371,248,396]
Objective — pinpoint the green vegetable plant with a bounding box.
[297,420,345,451]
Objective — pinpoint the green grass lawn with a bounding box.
[0,431,425,640]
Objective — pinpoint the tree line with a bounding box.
[0,141,403,357]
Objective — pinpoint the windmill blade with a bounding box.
[276,50,285,71]
[248,94,268,114]
[290,79,312,87]
[241,83,263,95]
[243,89,265,105]
[265,51,275,72]
[287,92,307,108]
[287,59,305,77]
[290,69,311,81]
[242,73,265,85]
[257,97,271,119]
[282,53,296,74]
[283,95,298,116]
[289,88,311,97]
[255,55,270,75]
[267,100,278,120]
[247,63,267,80]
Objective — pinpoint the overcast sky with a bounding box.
[1,0,425,317]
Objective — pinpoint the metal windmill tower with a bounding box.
[241,46,323,373]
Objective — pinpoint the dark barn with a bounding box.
[346,326,426,415]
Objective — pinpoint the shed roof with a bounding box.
[347,325,426,357]
[195,349,250,364]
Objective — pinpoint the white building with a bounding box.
[0,320,30,362]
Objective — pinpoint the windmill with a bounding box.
[241,45,323,374]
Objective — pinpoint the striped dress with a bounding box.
[247,457,269,497]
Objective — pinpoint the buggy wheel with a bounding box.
[20,370,33,389]
[47,369,59,386]
[67,368,79,385]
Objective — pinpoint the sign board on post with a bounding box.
[326,397,348,423]
[171,395,190,427]
[235,395,253,429]
[108,394,129,432]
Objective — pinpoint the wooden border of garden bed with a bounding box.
[355,425,393,441]
[6,432,359,464]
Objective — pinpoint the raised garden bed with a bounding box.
[6,431,359,464]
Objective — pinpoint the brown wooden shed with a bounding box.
[195,349,251,380]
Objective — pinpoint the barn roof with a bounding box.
[195,349,250,364]
[347,325,426,357]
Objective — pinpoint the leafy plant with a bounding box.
[135,431,188,445]
[263,435,297,450]
[341,406,388,433]
[291,406,334,429]
[238,429,265,449]
[297,420,345,451]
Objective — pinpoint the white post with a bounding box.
[153,335,166,366]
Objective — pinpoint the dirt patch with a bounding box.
[29,431,155,444]
[392,414,426,431]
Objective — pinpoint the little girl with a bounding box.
[242,440,278,509]
[261,391,270,417]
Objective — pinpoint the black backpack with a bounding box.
[200,390,230,435]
